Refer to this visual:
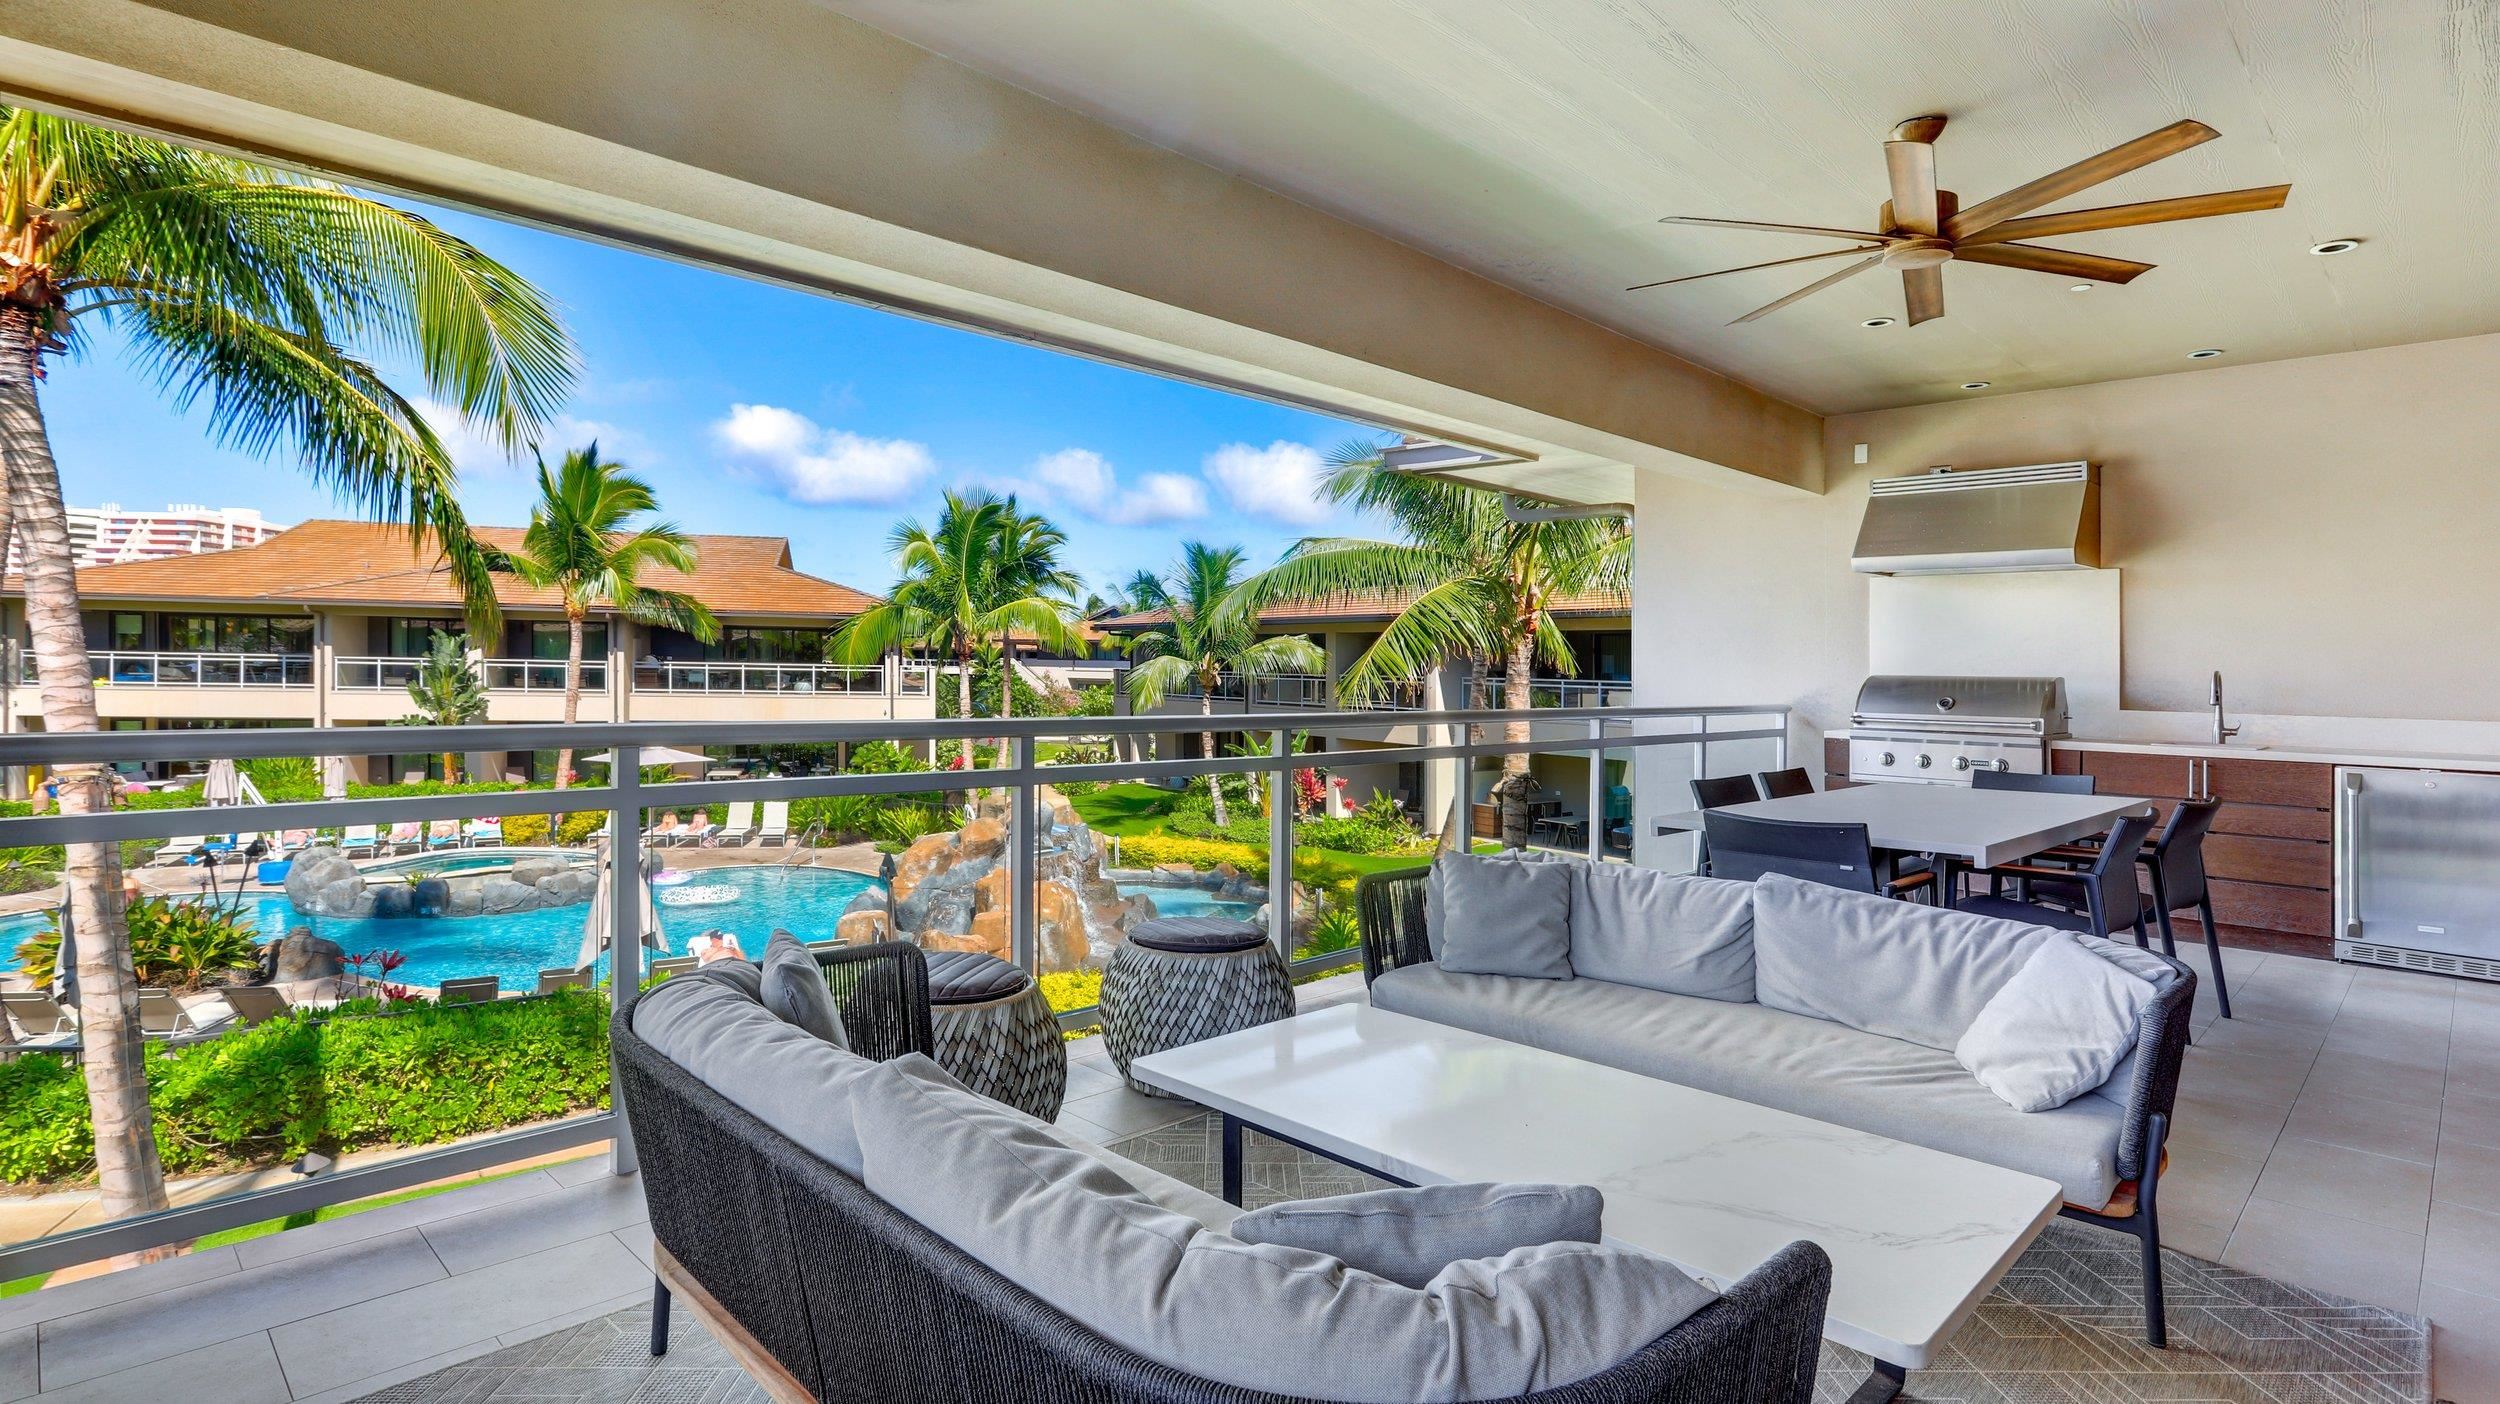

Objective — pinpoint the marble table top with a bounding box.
[1652,783,2149,867]
[1130,1004,2062,1368]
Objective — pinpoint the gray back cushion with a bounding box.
[1231,1183,1601,1289]
[851,1054,1710,1401]
[760,930,848,1047]
[632,963,875,1174]
[1424,848,1560,958]
[1750,873,2052,1051]
[1436,856,1575,981]
[1568,866,1755,1001]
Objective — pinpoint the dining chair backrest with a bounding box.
[1691,774,1763,810]
[1702,811,1885,894]
[1970,770,2097,795]
[2148,799,2223,910]
[1755,768,1815,800]
[438,976,500,1005]
[2068,809,2162,938]
[223,985,291,1026]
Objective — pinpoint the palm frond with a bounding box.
[1121,654,1196,712]
[1335,579,1503,702]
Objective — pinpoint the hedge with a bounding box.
[0,991,610,1185]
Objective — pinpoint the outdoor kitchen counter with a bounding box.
[1822,729,2500,772]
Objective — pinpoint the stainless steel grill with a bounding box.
[1848,675,2070,785]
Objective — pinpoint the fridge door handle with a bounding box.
[2337,769,2362,938]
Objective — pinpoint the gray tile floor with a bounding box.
[1,960,2493,1401]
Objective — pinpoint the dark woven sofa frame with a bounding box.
[1356,864,2198,1349]
[616,939,1834,1403]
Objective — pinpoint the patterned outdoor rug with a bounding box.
[362,1113,2433,1402]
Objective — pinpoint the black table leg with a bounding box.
[1845,1358,1905,1403]
[1221,1112,1245,1206]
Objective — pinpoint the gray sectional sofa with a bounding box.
[614,940,1835,1403]
[1357,858,2196,1347]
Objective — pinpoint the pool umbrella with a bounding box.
[576,841,666,971]
[201,757,242,806]
[319,755,351,800]
[583,746,708,770]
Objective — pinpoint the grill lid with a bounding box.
[1852,675,2069,731]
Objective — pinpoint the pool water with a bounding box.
[0,870,1259,990]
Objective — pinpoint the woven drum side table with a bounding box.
[1099,917,1294,1098]
[925,949,1067,1122]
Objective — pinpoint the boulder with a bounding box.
[506,857,567,889]
[317,875,377,918]
[475,877,539,915]
[922,929,998,957]
[836,910,889,946]
[536,868,599,906]
[842,888,888,917]
[889,833,956,901]
[1035,881,1093,972]
[967,909,1011,957]
[445,887,485,918]
[368,884,417,919]
[953,815,1007,862]
[410,877,452,916]
[267,929,346,984]
[972,864,1010,915]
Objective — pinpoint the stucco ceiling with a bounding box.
[826,0,2500,415]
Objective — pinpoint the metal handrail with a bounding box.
[61,650,316,689]
[481,658,610,692]
[629,659,890,695]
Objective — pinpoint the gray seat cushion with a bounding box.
[1371,963,2129,1205]
[1568,866,1755,1001]
[1232,1183,1602,1289]
[1750,873,2053,1051]
[633,962,876,1175]
[852,1054,1711,1402]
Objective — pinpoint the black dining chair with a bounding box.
[1755,767,1816,799]
[1954,810,2160,943]
[1703,811,1937,902]
[1970,770,2098,795]
[1691,775,1763,809]
[2033,800,2233,1018]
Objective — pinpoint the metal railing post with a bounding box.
[1587,716,1605,861]
[1011,736,1037,974]
[609,744,642,1177]
[1270,726,1293,956]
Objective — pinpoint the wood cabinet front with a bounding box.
[2056,746,2336,945]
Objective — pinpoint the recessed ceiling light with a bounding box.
[1960,381,1992,390]
[2187,348,2225,359]
[2309,238,2362,256]
[1861,316,1896,328]
[2068,283,2094,293]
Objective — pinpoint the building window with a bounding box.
[504,619,608,659]
[373,617,464,657]
[149,613,314,654]
[645,625,835,662]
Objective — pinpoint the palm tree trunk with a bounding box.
[955,645,974,769]
[0,309,173,1233]
[996,643,1014,775]
[1493,630,1538,849]
[554,608,583,788]
[1200,691,1227,827]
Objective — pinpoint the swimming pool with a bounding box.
[0,870,1261,990]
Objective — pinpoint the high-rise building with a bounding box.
[5,502,286,571]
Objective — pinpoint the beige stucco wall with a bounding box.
[1632,331,2500,776]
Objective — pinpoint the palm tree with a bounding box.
[0,109,573,1231]
[828,491,1084,769]
[1228,438,1630,845]
[398,632,491,781]
[487,446,717,787]
[1123,544,1324,825]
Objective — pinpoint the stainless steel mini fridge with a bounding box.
[2337,766,2500,982]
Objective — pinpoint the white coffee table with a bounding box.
[1130,1004,2062,1403]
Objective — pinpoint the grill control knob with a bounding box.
[1993,758,2012,772]
[1916,753,1934,769]
[1880,751,1895,766]
[1954,756,1973,771]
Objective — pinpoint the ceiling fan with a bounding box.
[1633,115,2289,326]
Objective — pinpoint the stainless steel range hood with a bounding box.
[1851,462,2100,575]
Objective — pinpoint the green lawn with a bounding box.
[1066,782,1481,881]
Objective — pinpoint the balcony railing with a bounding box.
[73,650,316,688]
[484,659,608,692]
[1469,677,1634,709]
[1248,673,1331,707]
[631,660,891,695]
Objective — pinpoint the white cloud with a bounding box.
[711,402,934,505]
[1201,440,1332,525]
[1024,447,1207,525]
[415,401,659,477]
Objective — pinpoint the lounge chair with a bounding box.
[682,813,715,847]
[0,989,77,1046]
[646,955,699,980]
[465,817,505,847]
[437,976,500,1005]
[646,813,684,846]
[137,987,227,1037]
[340,824,381,856]
[151,834,209,866]
[219,985,293,1027]
[534,968,590,995]
[386,821,424,854]
[427,819,464,849]
[716,802,755,846]
[757,801,790,847]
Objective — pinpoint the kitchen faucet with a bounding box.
[2210,671,2240,745]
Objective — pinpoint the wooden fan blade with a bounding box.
[1884,141,1941,235]
[1626,244,1881,292]
[1903,265,1944,324]
[1729,254,1884,325]
[1943,119,2219,240]
[1663,216,1901,242]
[1955,184,2291,246]
[1953,242,2154,283]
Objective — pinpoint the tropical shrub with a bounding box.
[0,990,611,1184]
[1296,814,1416,856]
[239,756,320,801]
[844,740,929,774]
[1113,834,1269,879]
[10,897,261,992]
[1038,967,1103,1015]
[1294,903,1361,962]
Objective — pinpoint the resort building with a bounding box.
[0,519,935,782]
[1,501,284,571]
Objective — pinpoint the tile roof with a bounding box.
[1094,588,1629,631]
[1,519,882,619]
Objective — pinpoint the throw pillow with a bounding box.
[1435,855,1575,980]
[760,929,849,1048]
[1566,866,1756,1001]
[1956,931,2156,1112]
[1232,1183,1603,1288]
[1424,848,1560,958]
[1750,873,2050,1051]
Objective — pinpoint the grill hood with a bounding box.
[1851,461,2100,575]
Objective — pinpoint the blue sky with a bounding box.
[34,197,1387,600]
